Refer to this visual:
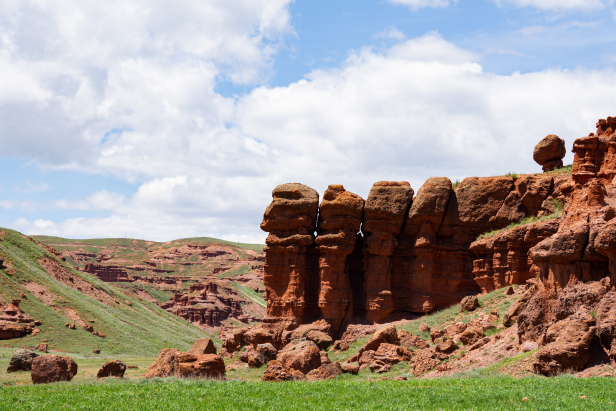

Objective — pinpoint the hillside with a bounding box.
[31,235,266,338]
[0,229,213,356]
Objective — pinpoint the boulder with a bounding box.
[410,349,440,376]
[468,337,491,351]
[303,330,334,350]
[261,360,305,382]
[7,349,38,373]
[533,134,566,172]
[445,322,467,337]
[430,329,446,342]
[34,343,48,353]
[460,295,479,312]
[320,351,332,365]
[189,338,217,355]
[276,340,321,374]
[435,339,459,355]
[503,283,538,327]
[533,312,596,376]
[239,347,266,368]
[256,343,278,362]
[399,330,430,349]
[348,324,400,363]
[371,343,412,365]
[340,362,359,374]
[93,349,100,354]
[305,362,342,381]
[419,323,431,333]
[31,355,78,384]
[331,340,349,352]
[459,326,485,346]
[144,348,225,379]
[97,360,126,378]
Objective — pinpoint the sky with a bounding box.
[1,0,615,244]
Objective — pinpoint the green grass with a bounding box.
[2,377,615,410]
[217,265,250,279]
[230,282,266,308]
[546,164,573,176]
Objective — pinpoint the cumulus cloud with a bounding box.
[2,2,616,244]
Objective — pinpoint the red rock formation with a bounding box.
[83,263,131,282]
[0,299,35,339]
[470,220,559,293]
[363,182,413,322]
[315,185,364,331]
[97,360,126,378]
[144,349,225,379]
[533,134,566,172]
[260,183,320,324]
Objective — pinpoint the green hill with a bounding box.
[0,228,214,357]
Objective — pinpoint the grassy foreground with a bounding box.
[1,376,615,411]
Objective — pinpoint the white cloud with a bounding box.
[494,0,608,10]
[387,0,455,9]
[375,27,407,41]
[11,181,50,193]
[2,3,616,244]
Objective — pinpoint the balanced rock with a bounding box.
[97,360,126,378]
[31,355,78,384]
[7,349,38,373]
[533,134,566,172]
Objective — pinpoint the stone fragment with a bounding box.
[349,324,400,362]
[97,360,126,378]
[7,349,38,373]
[256,343,278,362]
[460,295,479,312]
[445,322,468,337]
[430,329,446,342]
[189,338,217,355]
[34,343,48,353]
[276,340,321,375]
[305,362,342,381]
[261,360,305,382]
[419,323,430,333]
[459,326,485,346]
[340,362,359,374]
[435,339,458,355]
[144,348,225,379]
[93,349,100,354]
[31,355,78,384]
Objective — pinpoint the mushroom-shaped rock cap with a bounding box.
[363,181,414,234]
[261,183,319,233]
[533,134,566,165]
[404,177,452,236]
[317,185,364,232]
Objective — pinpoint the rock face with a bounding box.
[97,360,127,378]
[7,349,38,373]
[315,185,364,331]
[363,182,414,323]
[533,134,566,172]
[144,348,225,379]
[31,355,78,384]
[260,183,320,324]
[0,299,36,340]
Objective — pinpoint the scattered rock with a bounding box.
[261,360,305,382]
[189,338,217,355]
[459,326,485,346]
[430,329,446,342]
[506,286,514,296]
[348,324,400,362]
[97,360,126,378]
[93,349,100,354]
[144,348,225,379]
[240,347,266,368]
[305,362,342,381]
[435,339,459,355]
[419,323,430,333]
[34,343,48,353]
[340,362,359,374]
[332,340,349,352]
[256,343,278,362]
[276,340,321,374]
[82,324,94,332]
[445,322,468,337]
[31,355,78,384]
[520,341,538,353]
[7,349,38,373]
[468,337,491,351]
[460,295,479,312]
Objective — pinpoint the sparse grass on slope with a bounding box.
[0,228,214,356]
[2,377,614,411]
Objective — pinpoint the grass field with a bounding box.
[1,376,614,411]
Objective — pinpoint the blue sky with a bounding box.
[1,0,615,243]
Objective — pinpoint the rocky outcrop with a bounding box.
[315,185,364,331]
[261,183,320,324]
[97,360,127,378]
[189,338,217,355]
[7,349,38,373]
[144,348,225,379]
[534,134,566,172]
[0,299,35,339]
[83,263,131,282]
[276,340,322,375]
[31,355,78,384]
